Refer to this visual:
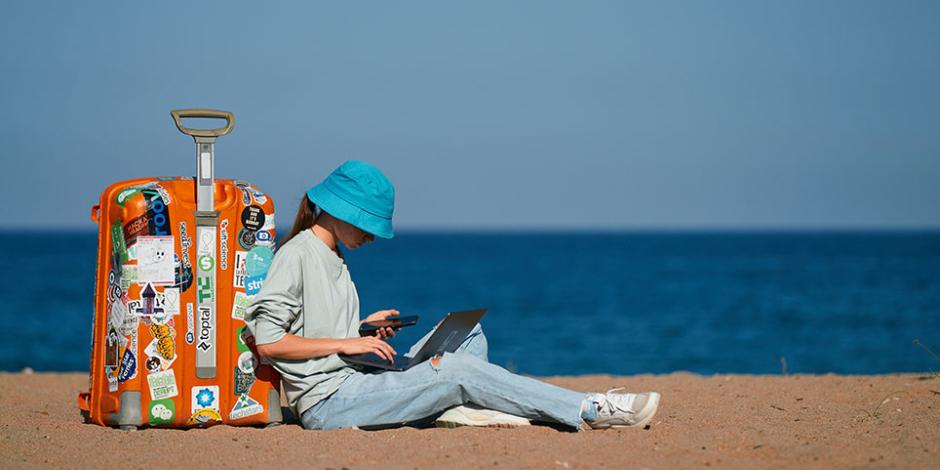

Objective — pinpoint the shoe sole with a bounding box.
[435,419,529,429]
[595,392,661,429]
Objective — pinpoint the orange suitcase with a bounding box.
[79,110,282,429]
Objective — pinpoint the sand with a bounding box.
[1,372,937,469]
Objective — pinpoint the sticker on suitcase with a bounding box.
[248,187,268,205]
[143,189,172,236]
[149,399,176,426]
[188,386,223,426]
[185,302,195,344]
[110,222,129,264]
[147,369,178,400]
[105,325,121,368]
[197,275,214,304]
[244,275,264,296]
[178,221,194,291]
[196,305,214,352]
[229,393,264,420]
[156,287,181,317]
[118,349,136,382]
[120,264,137,290]
[146,322,177,367]
[234,251,248,288]
[134,283,164,316]
[191,385,220,414]
[236,326,253,353]
[137,237,176,285]
[123,214,150,246]
[261,212,275,231]
[241,205,265,231]
[219,219,230,270]
[237,228,256,250]
[231,291,251,321]
[255,230,274,246]
[115,188,141,206]
[118,324,139,382]
[108,297,128,331]
[245,246,273,277]
[233,367,256,396]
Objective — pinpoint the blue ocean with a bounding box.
[2,231,938,376]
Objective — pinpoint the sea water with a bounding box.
[1,230,938,375]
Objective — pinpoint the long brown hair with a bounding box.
[285,196,319,244]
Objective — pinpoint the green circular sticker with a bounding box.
[198,255,215,271]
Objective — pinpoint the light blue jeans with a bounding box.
[301,324,588,430]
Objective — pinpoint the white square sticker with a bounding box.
[234,251,248,288]
[191,385,220,414]
[137,236,176,284]
[147,369,178,400]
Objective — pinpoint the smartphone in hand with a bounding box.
[359,315,419,334]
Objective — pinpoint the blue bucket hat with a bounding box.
[306,160,395,239]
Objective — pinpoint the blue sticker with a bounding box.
[196,387,216,408]
[118,349,136,382]
[143,190,171,236]
[255,230,273,244]
[244,275,265,296]
[245,246,273,277]
[233,367,256,395]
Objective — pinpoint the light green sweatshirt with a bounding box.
[244,229,360,416]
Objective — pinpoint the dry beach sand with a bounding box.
[1,372,938,469]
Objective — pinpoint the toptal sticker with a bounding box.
[196,305,213,352]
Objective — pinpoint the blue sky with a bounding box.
[1,1,938,230]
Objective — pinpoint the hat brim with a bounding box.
[307,185,394,239]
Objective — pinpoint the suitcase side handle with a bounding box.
[90,204,100,223]
[170,109,235,138]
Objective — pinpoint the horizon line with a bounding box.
[3,225,940,235]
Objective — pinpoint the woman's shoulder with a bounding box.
[273,232,311,261]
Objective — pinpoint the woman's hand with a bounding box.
[338,336,397,363]
[362,309,399,323]
[360,309,400,339]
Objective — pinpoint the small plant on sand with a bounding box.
[913,339,940,379]
[854,339,940,421]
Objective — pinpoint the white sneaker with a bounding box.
[435,405,531,429]
[583,388,660,429]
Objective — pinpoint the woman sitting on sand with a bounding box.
[245,160,661,430]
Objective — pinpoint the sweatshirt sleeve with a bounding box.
[244,245,304,345]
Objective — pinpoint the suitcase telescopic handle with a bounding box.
[170,109,235,138]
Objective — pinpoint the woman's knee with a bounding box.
[435,352,487,377]
[459,324,489,360]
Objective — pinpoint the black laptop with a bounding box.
[340,308,487,371]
